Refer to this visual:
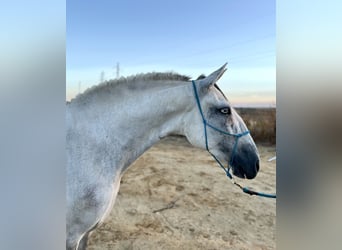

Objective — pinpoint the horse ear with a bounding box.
[198,63,227,89]
[196,74,206,80]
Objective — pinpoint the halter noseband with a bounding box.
[192,80,276,199]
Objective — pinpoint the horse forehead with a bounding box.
[206,86,228,104]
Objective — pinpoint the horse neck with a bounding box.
[105,81,193,174]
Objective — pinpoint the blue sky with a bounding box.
[67,0,275,106]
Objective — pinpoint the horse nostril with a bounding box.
[255,160,260,172]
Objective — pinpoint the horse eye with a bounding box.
[220,107,231,115]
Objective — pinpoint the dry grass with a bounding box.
[235,108,276,145]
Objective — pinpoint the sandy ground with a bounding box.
[87,136,276,250]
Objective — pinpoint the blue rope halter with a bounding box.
[192,80,276,199]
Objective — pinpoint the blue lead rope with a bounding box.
[192,80,276,199]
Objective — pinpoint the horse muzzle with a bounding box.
[231,153,260,179]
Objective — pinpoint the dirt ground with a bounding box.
[87,136,276,250]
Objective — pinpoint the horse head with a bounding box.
[184,64,260,179]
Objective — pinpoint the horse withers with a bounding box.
[66,64,260,249]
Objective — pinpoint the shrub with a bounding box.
[235,108,276,145]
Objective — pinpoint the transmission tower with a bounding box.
[116,62,120,78]
[100,71,105,82]
[78,81,81,94]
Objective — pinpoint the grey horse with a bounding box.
[66,64,260,249]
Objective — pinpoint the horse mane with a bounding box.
[123,72,191,82]
[70,72,191,103]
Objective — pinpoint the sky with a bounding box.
[67,0,275,106]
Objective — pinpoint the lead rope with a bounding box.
[192,80,276,199]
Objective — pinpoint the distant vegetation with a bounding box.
[236,108,276,145]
